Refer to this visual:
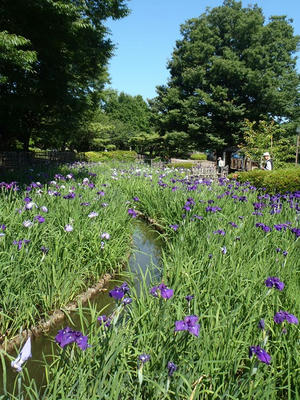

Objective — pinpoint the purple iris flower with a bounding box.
[175,315,200,337]
[256,223,272,233]
[274,310,298,324]
[282,250,288,257]
[97,315,111,328]
[291,228,300,238]
[169,224,179,231]
[274,224,288,231]
[97,191,105,196]
[167,361,177,377]
[159,283,174,300]
[63,192,76,199]
[121,281,130,294]
[34,215,45,224]
[133,196,140,202]
[80,202,90,206]
[263,225,272,232]
[41,246,49,254]
[258,319,265,330]
[239,196,247,202]
[122,297,133,305]
[229,222,238,228]
[249,346,271,364]
[213,229,225,235]
[185,295,194,302]
[150,286,159,297]
[206,206,222,212]
[221,246,227,254]
[138,354,150,364]
[150,283,173,299]
[109,287,126,300]
[74,332,89,350]
[128,208,137,218]
[252,211,263,216]
[265,277,284,291]
[101,232,110,240]
[55,327,89,350]
[0,224,6,231]
[40,206,48,213]
[13,239,30,250]
[55,327,76,348]
[193,215,203,220]
[109,282,129,300]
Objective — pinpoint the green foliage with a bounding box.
[190,152,207,160]
[0,0,129,150]
[0,31,37,84]
[3,164,299,399]
[98,90,153,151]
[150,0,300,150]
[229,167,300,193]
[163,131,194,158]
[0,164,133,340]
[84,150,137,162]
[240,119,296,168]
[167,162,194,169]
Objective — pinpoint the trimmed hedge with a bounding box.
[190,152,207,160]
[83,150,137,162]
[229,167,300,193]
[167,162,194,169]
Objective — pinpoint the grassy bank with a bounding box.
[1,165,299,399]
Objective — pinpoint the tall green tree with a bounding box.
[97,90,153,150]
[0,0,129,150]
[150,0,300,151]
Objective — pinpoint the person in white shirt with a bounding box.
[263,152,273,171]
[217,157,225,173]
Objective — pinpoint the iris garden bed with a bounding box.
[0,163,299,399]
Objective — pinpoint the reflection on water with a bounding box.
[0,219,163,395]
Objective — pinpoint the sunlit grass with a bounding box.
[0,162,299,399]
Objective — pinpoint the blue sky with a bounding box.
[106,0,300,101]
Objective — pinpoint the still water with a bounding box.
[0,219,163,396]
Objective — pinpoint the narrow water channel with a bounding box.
[0,219,163,396]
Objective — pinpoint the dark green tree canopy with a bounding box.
[150,0,300,150]
[0,0,129,150]
[86,89,153,151]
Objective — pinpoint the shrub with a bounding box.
[167,162,194,169]
[229,167,300,193]
[83,150,137,163]
[190,152,207,160]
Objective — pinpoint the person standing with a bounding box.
[217,157,225,174]
[262,152,273,171]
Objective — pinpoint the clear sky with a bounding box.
[106,0,300,101]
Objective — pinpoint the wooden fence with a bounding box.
[0,151,83,169]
